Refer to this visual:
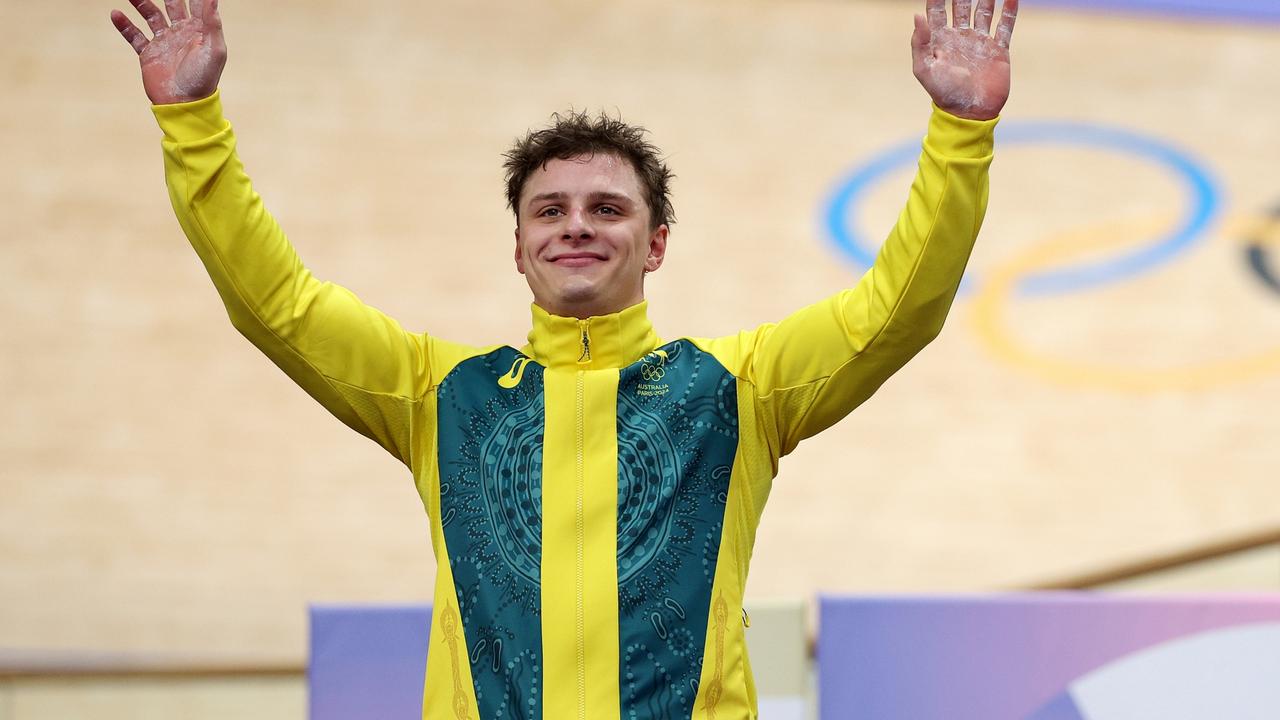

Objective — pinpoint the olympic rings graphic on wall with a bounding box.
[970,215,1280,393]
[822,121,1222,297]
[820,122,1280,392]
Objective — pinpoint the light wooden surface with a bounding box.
[2,0,1278,663]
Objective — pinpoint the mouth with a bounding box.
[549,253,607,268]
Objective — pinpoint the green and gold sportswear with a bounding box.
[152,92,996,720]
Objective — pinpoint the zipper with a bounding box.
[574,370,587,720]
[577,320,592,364]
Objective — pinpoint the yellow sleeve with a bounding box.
[696,107,996,459]
[153,91,471,466]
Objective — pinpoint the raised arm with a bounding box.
[111,1,438,465]
[698,0,1017,459]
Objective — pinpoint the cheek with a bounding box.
[520,237,548,267]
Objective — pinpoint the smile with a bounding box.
[550,254,606,267]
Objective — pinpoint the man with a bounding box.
[111,0,1017,717]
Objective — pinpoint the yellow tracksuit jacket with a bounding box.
[153,92,995,720]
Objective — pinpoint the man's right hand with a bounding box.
[111,0,227,105]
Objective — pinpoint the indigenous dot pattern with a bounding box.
[616,340,739,720]
[437,347,546,720]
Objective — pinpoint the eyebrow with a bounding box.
[526,191,636,207]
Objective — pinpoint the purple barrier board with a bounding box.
[308,604,432,720]
[1036,0,1280,23]
[818,593,1280,720]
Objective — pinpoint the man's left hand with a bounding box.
[912,0,1018,121]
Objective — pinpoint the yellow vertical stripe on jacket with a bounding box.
[688,377,780,720]
[542,369,622,718]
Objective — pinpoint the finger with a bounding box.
[953,0,972,29]
[128,0,170,34]
[164,0,188,22]
[925,0,947,30]
[974,0,996,34]
[110,10,150,54]
[995,0,1018,48]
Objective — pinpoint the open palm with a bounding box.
[111,0,227,105]
[912,0,1018,121]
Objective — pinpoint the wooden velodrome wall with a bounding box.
[3,0,1278,664]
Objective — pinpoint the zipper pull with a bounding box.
[578,320,592,364]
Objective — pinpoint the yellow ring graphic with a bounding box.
[971,215,1280,393]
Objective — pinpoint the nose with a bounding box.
[563,207,594,243]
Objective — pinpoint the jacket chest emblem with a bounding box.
[498,356,532,389]
[637,350,670,397]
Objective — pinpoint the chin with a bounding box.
[556,278,604,304]
[542,273,636,316]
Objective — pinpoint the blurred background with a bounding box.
[2,0,1277,717]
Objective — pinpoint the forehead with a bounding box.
[521,154,643,204]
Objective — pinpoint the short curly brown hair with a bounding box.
[503,110,675,230]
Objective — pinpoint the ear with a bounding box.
[644,224,669,273]
[513,227,526,275]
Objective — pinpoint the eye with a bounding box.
[538,206,563,218]
[596,205,620,216]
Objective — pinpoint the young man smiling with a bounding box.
[514,150,667,320]
[112,0,1018,717]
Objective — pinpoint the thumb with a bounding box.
[911,13,931,55]
[192,0,224,33]
[206,0,223,31]
[203,0,227,56]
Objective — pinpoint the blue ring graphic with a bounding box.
[822,121,1222,296]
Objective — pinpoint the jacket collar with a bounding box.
[524,301,661,371]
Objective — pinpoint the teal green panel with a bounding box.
[437,347,546,720]
[615,340,739,720]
